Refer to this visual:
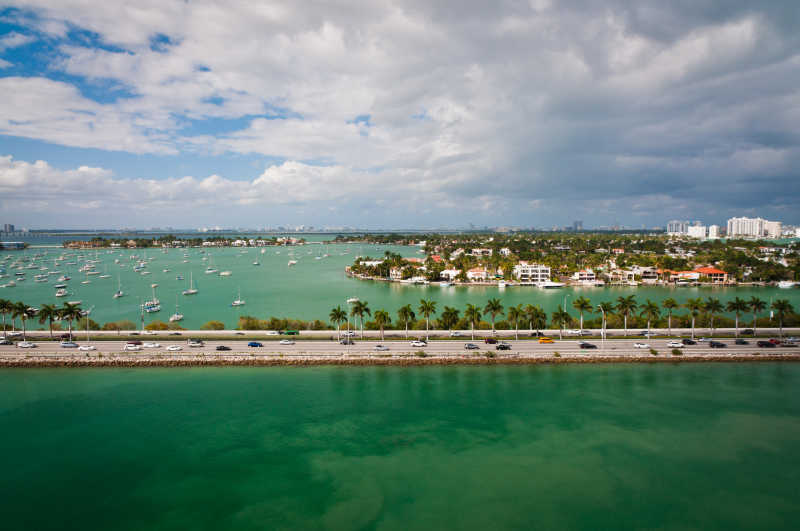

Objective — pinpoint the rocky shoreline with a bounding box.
[3,353,799,368]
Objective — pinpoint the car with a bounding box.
[449,331,463,337]
[169,332,182,336]
[496,343,512,350]
[166,345,182,351]
[126,340,142,345]
[464,343,480,350]
[78,345,96,351]
[373,344,390,351]
[410,340,427,347]
[279,339,295,345]
[235,331,245,335]
[779,342,798,348]
[247,341,263,347]
[681,339,696,345]
[7,331,23,338]
[666,341,684,348]
[187,339,204,347]
[283,330,299,336]
[633,343,649,349]
[757,340,776,348]
[566,329,582,336]
[16,341,36,348]
[741,329,754,335]
[709,341,727,348]
[265,331,280,336]
[216,345,231,351]
[530,331,545,337]
[123,344,141,351]
[143,342,161,348]
[640,331,658,337]
[697,337,709,342]
[59,333,71,340]
[734,338,749,345]
[0,338,13,345]
[578,342,597,349]
[768,338,781,345]
[129,332,140,335]
[341,331,356,337]
[339,338,355,345]
[484,338,498,344]
[142,330,155,335]
[538,337,554,344]
[60,341,79,348]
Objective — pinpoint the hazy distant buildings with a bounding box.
[708,225,720,239]
[765,221,782,239]
[687,225,707,239]
[2,224,14,233]
[666,220,689,235]
[726,216,784,238]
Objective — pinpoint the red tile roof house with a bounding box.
[693,266,729,284]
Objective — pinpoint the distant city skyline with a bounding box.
[1,2,799,228]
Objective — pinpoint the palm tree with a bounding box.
[662,298,678,336]
[551,305,571,339]
[685,298,704,340]
[350,300,370,339]
[329,306,347,340]
[748,296,766,336]
[507,304,523,340]
[705,297,723,338]
[571,296,592,331]
[484,298,504,335]
[374,309,391,341]
[11,302,35,341]
[640,299,660,337]
[771,299,794,339]
[60,302,84,341]
[418,299,437,341]
[528,305,547,336]
[465,304,482,340]
[726,297,748,338]
[440,306,460,333]
[0,298,12,333]
[397,304,415,339]
[615,295,638,336]
[38,303,59,339]
[597,301,614,340]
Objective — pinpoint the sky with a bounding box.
[0,0,799,230]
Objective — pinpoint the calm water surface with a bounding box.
[3,245,799,329]
[1,364,799,530]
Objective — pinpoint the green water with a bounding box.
[3,245,799,329]
[1,364,799,530]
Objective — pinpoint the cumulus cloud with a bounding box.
[2,0,800,226]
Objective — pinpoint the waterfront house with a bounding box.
[440,268,461,281]
[467,267,489,281]
[693,266,728,284]
[512,262,550,284]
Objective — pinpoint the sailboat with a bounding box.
[231,287,245,307]
[169,295,184,322]
[144,285,161,312]
[113,275,124,298]
[183,271,198,295]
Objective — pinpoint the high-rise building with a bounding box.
[2,224,14,233]
[727,217,766,238]
[708,225,720,239]
[666,220,689,235]
[764,221,782,238]
[573,220,583,231]
[687,225,707,239]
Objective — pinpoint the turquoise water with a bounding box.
[1,364,799,530]
[2,244,799,329]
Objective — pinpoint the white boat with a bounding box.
[778,281,796,288]
[537,281,565,289]
[252,261,260,266]
[288,260,297,266]
[113,275,124,298]
[347,297,359,303]
[169,295,183,322]
[219,271,232,277]
[498,280,507,288]
[183,272,198,295]
[55,288,68,297]
[151,283,158,288]
[439,282,452,287]
[231,287,245,307]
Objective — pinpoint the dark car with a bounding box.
[216,345,231,351]
[169,331,182,336]
[60,333,71,340]
[339,338,355,345]
[681,339,696,345]
[247,341,263,347]
[0,339,12,345]
[741,329,754,335]
[126,340,142,345]
[496,343,512,351]
[757,340,776,348]
[464,343,480,350]
[735,338,748,345]
[709,341,726,348]
[768,338,781,345]
[484,338,498,344]
[579,342,598,349]
[530,331,545,337]
[235,331,245,335]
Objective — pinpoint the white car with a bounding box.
[78,345,96,351]
[374,344,390,351]
[124,344,141,351]
[7,331,23,338]
[265,330,280,336]
[633,343,650,349]
[449,331,463,337]
[666,341,684,348]
[166,345,182,351]
[143,342,161,348]
[410,340,427,347]
[142,330,156,335]
[279,339,295,345]
[187,340,204,347]
[566,329,582,336]
[16,341,36,348]
[341,331,356,337]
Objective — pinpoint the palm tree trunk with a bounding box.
[426,318,429,342]
[381,326,384,341]
[21,318,26,341]
[753,312,757,336]
[691,316,695,339]
[623,314,627,337]
[471,322,474,341]
[735,315,739,337]
[515,322,518,340]
[405,322,409,339]
[667,314,672,336]
[579,312,584,331]
[337,323,340,341]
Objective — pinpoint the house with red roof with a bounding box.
[693,266,728,283]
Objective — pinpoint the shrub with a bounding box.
[553,351,561,358]
[485,351,496,358]
[145,320,169,331]
[671,348,683,356]
[415,350,427,358]
[649,348,659,356]
[201,320,225,330]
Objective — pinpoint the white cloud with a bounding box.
[0,31,35,51]
[0,58,11,68]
